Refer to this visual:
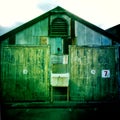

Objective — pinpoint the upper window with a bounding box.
[50,18,68,36]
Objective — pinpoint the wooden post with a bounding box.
[51,86,53,102]
[67,87,69,101]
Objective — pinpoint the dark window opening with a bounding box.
[63,38,72,54]
[50,18,68,36]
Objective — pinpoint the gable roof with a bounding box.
[0,6,119,43]
[106,24,120,39]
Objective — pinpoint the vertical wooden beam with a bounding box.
[71,18,75,38]
[48,16,50,36]
[67,87,69,101]
[51,86,53,102]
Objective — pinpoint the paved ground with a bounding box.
[1,101,120,120]
[2,108,96,120]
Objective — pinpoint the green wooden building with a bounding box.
[0,6,119,102]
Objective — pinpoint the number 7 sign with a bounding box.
[102,70,110,78]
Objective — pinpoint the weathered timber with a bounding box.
[69,45,118,101]
[1,46,50,101]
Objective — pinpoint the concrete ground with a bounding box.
[1,101,120,120]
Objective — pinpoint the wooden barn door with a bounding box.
[1,46,50,102]
[69,46,118,102]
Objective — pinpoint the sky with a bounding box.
[0,0,120,36]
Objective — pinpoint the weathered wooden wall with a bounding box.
[1,46,50,101]
[75,21,112,46]
[1,15,113,47]
[69,45,118,101]
[0,45,119,102]
[16,18,48,45]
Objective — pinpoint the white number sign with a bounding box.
[102,70,110,78]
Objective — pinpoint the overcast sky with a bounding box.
[0,0,120,35]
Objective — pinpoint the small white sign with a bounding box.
[102,70,110,78]
[23,69,28,75]
[91,70,96,75]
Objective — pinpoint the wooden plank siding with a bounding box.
[1,46,50,101]
[15,18,48,45]
[69,45,118,102]
[75,21,112,46]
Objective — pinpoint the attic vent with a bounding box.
[50,18,68,36]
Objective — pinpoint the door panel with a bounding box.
[49,37,63,54]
